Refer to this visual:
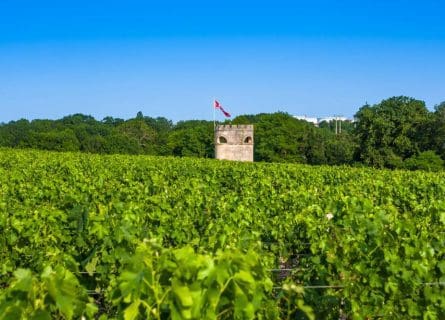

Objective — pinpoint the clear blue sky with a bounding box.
[1,0,444,123]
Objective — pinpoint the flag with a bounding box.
[214,100,231,118]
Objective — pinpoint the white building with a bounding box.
[294,115,351,126]
[294,115,319,125]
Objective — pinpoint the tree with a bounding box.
[54,114,112,153]
[102,116,124,126]
[354,96,430,168]
[31,129,80,152]
[167,120,214,158]
[60,114,96,126]
[81,135,107,153]
[0,119,33,148]
[234,112,314,163]
[324,134,357,165]
[116,119,157,154]
[104,132,141,154]
[143,116,174,155]
[404,150,444,171]
[430,101,445,159]
[304,128,328,165]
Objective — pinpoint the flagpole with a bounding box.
[213,98,216,160]
[213,98,216,130]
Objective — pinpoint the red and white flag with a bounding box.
[214,100,231,118]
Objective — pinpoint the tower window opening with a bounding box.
[218,136,227,144]
[244,136,252,144]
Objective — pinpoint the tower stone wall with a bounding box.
[215,124,254,162]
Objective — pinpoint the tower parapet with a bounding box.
[215,124,254,162]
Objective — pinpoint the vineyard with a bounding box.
[0,148,444,319]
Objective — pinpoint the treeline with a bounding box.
[1,96,444,170]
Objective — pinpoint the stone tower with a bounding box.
[214,124,254,162]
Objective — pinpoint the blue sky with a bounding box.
[1,0,444,122]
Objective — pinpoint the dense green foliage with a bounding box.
[404,151,444,172]
[1,148,444,319]
[354,97,436,168]
[1,96,444,170]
